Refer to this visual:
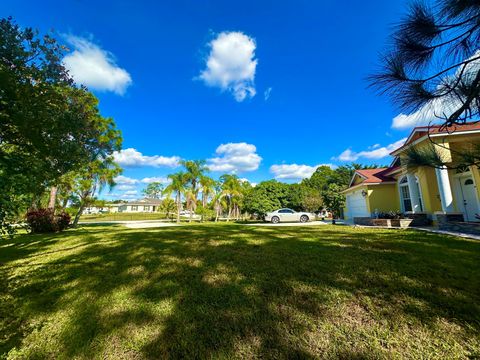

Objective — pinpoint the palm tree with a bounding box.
[159,198,176,220]
[220,174,243,221]
[163,172,188,223]
[199,175,216,221]
[72,157,121,227]
[181,160,209,222]
[199,175,215,207]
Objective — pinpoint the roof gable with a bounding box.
[348,167,396,188]
[391,122,480,155]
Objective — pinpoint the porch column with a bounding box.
[406,173,421,212]
[435,166,454,213]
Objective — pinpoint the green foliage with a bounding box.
[143,182,164,199]
[159,198,176,219]
[371,1,480,129]
[302,165,338,192]
[25,208,71,233]
[219,174,244,220]
[283,183,322,212]
[0,17,122,236]
[403,144,447,169]
[196,204,215,221]
[162,162,379,220]
[321,183,346,219]
[164,172,189,222]
[70,157,122,227]
[243,180,289,215]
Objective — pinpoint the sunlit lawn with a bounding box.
[1,224,479,359]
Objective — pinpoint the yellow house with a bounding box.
[343,123,480,224]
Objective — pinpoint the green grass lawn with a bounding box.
[1,224,479,359]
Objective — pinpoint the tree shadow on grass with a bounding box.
[1,225,479,358]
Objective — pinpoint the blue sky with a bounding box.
[2,0,426,200]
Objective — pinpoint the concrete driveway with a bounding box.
[243,221,329,227]
[123,221,181,229]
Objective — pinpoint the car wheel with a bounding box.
[300,215,309,223]
[271,216,280,224]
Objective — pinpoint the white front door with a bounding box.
[457,176,479,222]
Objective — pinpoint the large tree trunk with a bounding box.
[47,186,57,210]
[226,205,231,222]
[201,193,206,222]
[72,190,90,227]
[72,202,85,227]
[72,205,84,227]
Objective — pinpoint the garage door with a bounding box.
[346,191,369,219]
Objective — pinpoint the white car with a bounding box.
[264,208,316,224]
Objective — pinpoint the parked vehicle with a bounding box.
[264,208,316,223]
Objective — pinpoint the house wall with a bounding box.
[415,166,442,214]
[448,169,463,213]
[351,175,364,186]
[367,184,399,214]
[470,166,480,200]
[117,205,156,213]
[343,184,399,219]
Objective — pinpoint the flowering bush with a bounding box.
[26,209,71,233]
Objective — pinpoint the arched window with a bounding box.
[399,176,412,212]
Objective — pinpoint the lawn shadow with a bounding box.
[1,224,479,358]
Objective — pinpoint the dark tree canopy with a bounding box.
[371,0,480,128]
[0,17,122,236]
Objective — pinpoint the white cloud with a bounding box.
[335,138,407,162]
[63,35,132,95]
[208,142,261,173]
[198,31,257,102]
[264,87,272,101]
[105,190,138,201]
[116,184,136,191]
[270,164,335,181]
[114,175,139,185]
[239,178,257,187]
[392,51,480,129]
[140,177,170,184]
[113,148,180,168]
[392,99,449,129]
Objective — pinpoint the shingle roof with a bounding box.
[126,198,163,205]
[392,122,480,154]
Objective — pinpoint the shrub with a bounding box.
[55,212,71,231]
[376,211,404,220]
[26,209,71,233]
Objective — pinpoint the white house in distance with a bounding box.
[118,198,163,213]
[83,198,162,214]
